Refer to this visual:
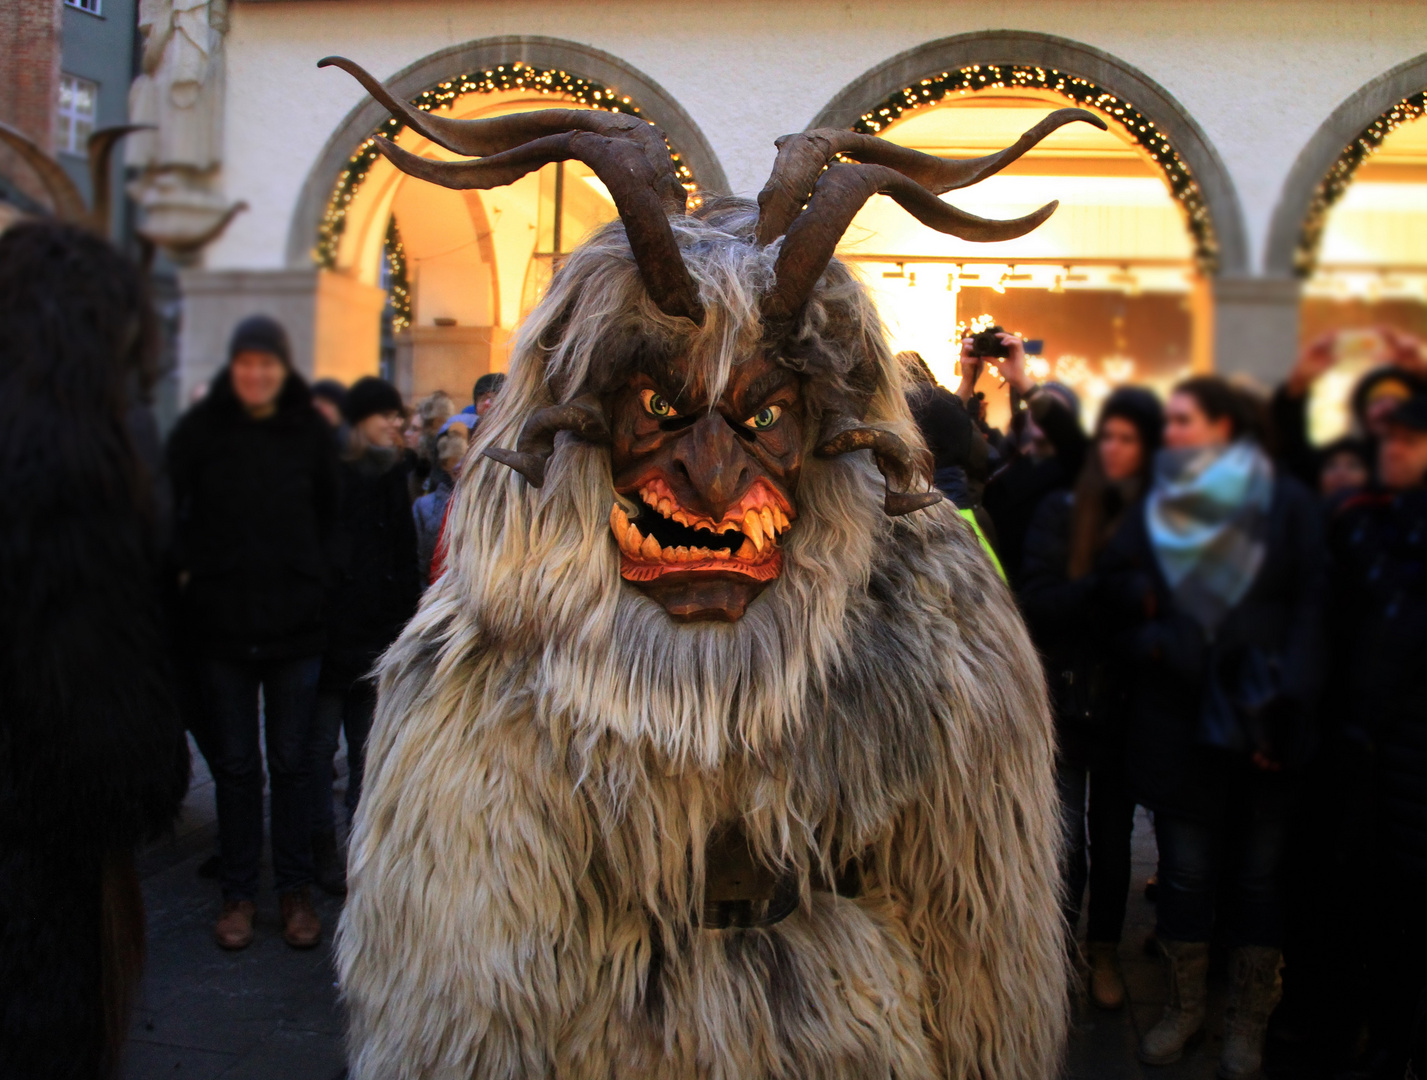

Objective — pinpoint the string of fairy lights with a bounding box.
[1296,89,1427,277]
[852,64,1220,274]
[383,216,410,333]
[314,62,697,271]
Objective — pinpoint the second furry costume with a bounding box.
[325,56,1101,1079]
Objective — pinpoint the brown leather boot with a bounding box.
[214,899,256,951]
[280,888,322,949]
[1087,941,1127,1010]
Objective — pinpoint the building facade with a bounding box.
[99,2,1427,417]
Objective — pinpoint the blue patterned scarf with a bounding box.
[1145,440,1274,633]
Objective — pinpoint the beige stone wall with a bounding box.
[313,269,386,385]
[393,325,512,404]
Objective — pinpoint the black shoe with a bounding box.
[312,830,347,896]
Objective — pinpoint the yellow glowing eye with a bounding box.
[640,389,676,418]
[745,405,782,430]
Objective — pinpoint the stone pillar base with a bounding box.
[1212,275,1302,386]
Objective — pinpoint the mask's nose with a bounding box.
[670,411,752,521]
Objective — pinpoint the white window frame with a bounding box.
[55,73,99,156]
[64,0,102,15]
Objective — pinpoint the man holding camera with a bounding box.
[962,328,1089,588]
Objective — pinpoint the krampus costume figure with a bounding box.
[326,57,1105,1080]
[0,218,189,1077]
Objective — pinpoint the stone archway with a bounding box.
[810,30,1248,277]
[803,32,1302,380]
[286,35,728,271]
[1265,51,1427,278]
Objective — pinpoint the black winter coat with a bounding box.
[322,449,421,689]
[1327,488,1427,883]
[1097,475,1326,821]
[986,389,1089,589]
[167,371,339,661]
[1020,489,1137,758]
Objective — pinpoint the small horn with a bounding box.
[816,413,942,517]
[765,163,1058,320]
[87,124,151,234]
[483,395,610,488]
[137,201,248,258]
[756,108,1104,245]
[0,119,88,223]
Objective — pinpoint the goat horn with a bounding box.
[816,412,942,517]
[322,57,702,323]
[756,108,1103,245]
[483,395,611,488]
[87,125,151,235]
[765,162,1058,320]
[319,55,687,213]
[0,119,88,224]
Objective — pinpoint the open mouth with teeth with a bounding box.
[610,477,794,583]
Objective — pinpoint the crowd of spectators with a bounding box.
[906,328,1427,1080]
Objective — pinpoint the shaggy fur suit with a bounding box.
[338,203,1068,1079]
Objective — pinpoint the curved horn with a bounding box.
[318,56,687,213]
[0,119,88,223]
[137,200,248,258]
[816,412,942,517]
[483,395,611,488]
[764,162,1058,320]
[87,124,151,235]
[756,108,1104,245]
[322,57,702,323]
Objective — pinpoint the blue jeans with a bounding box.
[308,680,376,835]
[201,656,321,899]
[1153,779,1290,947]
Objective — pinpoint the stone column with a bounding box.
[1211,275,1302,386]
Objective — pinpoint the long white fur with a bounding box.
[337,202,1068,1079]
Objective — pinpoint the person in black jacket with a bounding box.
[0,222,189,1079]
[1296,394,1427,1080]
[900,350,992,511]
[973,332,1090,588]
[1098,376,1324,1078]
[308,377,420,894]
[167,315,338,952]
[1021,386,1163,1012]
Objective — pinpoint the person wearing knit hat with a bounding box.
[307,374,419,896]
[343,376,405,430]
[166,313,337,952]
[1020,384,1163,1015]
[311,378,347,428]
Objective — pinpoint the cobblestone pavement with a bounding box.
[122,745,1228,1079]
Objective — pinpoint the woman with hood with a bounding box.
[167,315,339,952]
[1020,387,1164,1013]
[1098,376,1325,1078]
[308,377,420,895]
